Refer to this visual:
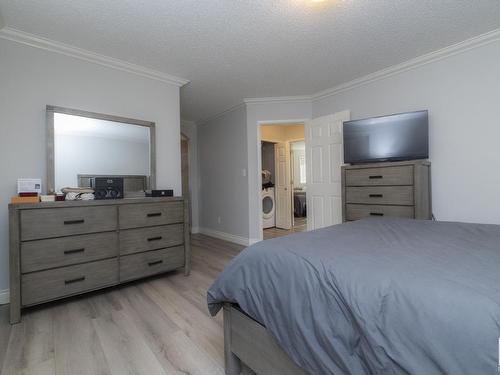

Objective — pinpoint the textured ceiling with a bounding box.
[1,0,500,122]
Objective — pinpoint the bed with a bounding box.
[207,218,500,375]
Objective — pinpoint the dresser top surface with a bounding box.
[342,159,430,170]
[9,196,184,210]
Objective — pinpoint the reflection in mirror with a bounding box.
[53,113,151,194]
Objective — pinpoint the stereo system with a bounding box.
[151,189,174,197]
[93,177,124,200]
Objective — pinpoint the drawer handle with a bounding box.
[64,219,85,225]
[147,212,162,217]
[147,236,163,242]
[64,248,85,255]
[148,260,163,267]
[369,175,383,179]
[370,212,384,216]
[64,276,86,285]
[369,194,383,198]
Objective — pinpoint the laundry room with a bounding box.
[260,123,307,239]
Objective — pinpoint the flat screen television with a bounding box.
[343,110,428,164]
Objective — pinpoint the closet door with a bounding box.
[274,142,292,229]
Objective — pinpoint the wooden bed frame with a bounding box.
[223,303,308,375]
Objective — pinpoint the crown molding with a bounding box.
[244,95,312,105]
[196,102,246,126]
[0,27,189,87]
[312,27,500,101]
[197,96,311,125]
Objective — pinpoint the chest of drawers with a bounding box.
[9,197,190,323]
[341,160,431,222]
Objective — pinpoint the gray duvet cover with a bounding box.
[207,218,500,375]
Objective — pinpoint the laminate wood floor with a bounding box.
[0,305,10,372]
[0,234,249,375]
[263,217,307,240]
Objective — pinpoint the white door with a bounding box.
[306,110,350,230]
[275,142,292,229]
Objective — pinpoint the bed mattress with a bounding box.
[207,218,500,374]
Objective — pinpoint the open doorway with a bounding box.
[259,123,307,240]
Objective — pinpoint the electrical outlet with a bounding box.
[217,216,221,224]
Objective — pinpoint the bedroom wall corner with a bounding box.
[245,99,312,242]
[197,104,250,241]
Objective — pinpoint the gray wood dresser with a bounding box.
[9,197,190,323]
[341,160,431,222]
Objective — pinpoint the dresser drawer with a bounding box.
[119,246,185,283]
[345,166,413,186]
[21,232,118,274]
[345,186,414,206]
[20,206,117,241]
[119,202,184,229]
[119,224,184,255]
[346,204,414,221]
[22,258,118,306]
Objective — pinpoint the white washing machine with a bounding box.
[262,187,276,229]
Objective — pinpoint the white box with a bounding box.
[40,195,55,202]
[17,178,42,194]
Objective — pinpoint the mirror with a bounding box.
[47,106,156,195]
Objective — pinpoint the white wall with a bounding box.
[0,38,182,298]
[246,100,312,242]
[198,105,249,242]
[197,101,311,243]
[313,39,500,225]
[181,120,200,232]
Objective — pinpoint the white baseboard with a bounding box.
[248,238,261,245]
[0,289,9,305]
[190,226,200,234]
[199,227,251,246]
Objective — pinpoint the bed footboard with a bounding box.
[223,304,242,374]
[223,303,308,375]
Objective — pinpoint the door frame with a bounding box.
[256,119,309,241]
[180,132,192,232]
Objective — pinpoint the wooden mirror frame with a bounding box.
[46,105,156,194]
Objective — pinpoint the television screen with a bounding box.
[343,110,428,164]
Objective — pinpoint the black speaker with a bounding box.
[151,189,173,197]
[93,177,124,200]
